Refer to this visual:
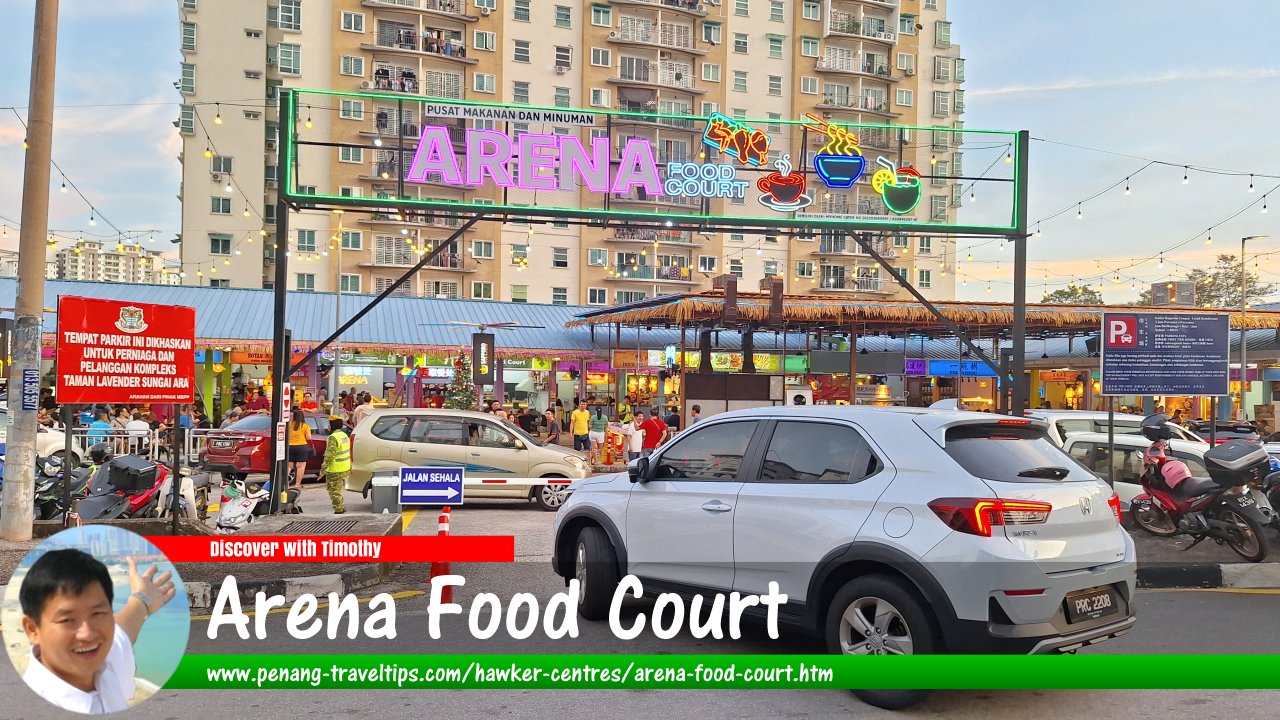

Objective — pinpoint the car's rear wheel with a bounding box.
[534,477,570,511]
[50,450,81,469]
[575,526,620,621]
[826,575,937,711]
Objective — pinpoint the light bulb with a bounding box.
[179,271,187,278]
[1158,256,1164,270]
[244,208,251,217]
[305,114,313,129]
[225,181,233,193]
[929,155,937,166]
[373,137,383,147]
[1264,199,1270,214]
[149,234,155,243]
[1004,152,1012,164]
[756,248,762,255]
[60,180,67,193]
[970,190,976,203]
[401,227,409,235]
[966,252,972,261]
[223,259,231,266]
[1249,175,1255,193]
[1035,224,1042,238]
[214,110,223,125]
[210,266,217,273]
[235,249,242,255]
[1205,234,1213,246]
[1124,179,1131,195]
[196,270,203,277]
[203,146,213,159]
[22,138,28,149]
[1076,204,1082,220]
[89,213,96,226]
[1182,167,1189,184]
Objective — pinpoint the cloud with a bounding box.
[969,68,1280,98]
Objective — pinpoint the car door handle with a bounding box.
[701,501,732,513]
[406,448,418,453]
[470,452,481,457]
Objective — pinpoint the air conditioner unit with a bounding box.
[906,68,915,76]
[360,80,373,89]
[266,179,278,188]
[211,173,222,182]
[266,139,277,151]
[555,65,569,74]
[480,7,490,16]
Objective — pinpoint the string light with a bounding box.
[304,107,313,129]
[243,208,250,217]
[1035,223,1041,238]
[969,190,976,203]
[1182,166,1189,184]
[1205,231,1213,246]
[213,104,223,125]
[1124,178,1130,195]
[1249,175,1255,193]
[1076,203,1082,220]
[60,179,67,194]
[929,155,937,166]
[88,212,96,226]
[203,146,212,159]
[1158,254,1164,270]
[1004,151,1012,164]
[224,181,233,193]
[373,137,383,147]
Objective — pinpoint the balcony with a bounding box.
[606,27,707,56]
[608,0,708,19]
[370,71,420,94]
[360,210,470,230]
[360,0,479,22]
[608,66,705,94]
[613,102,699,130]
[815,274,894,294]
[608,263,698,282]
[828,10,897,43]
[364,26,476,64]
[815,56,899,83]
[609,228,698,245]
[611,190,702,208]
[813,238,897,258]
[423,251,475,272]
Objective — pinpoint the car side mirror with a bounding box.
[629,457,650,484]
[514,440,526,450]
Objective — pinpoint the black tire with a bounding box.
[574,526,620,622]
[51,450,81,469]
[825,575,937,711]
[1131,498,1179,537]
[533,478,570,511]
[1218,508,1269,562]
[196,489,208,522]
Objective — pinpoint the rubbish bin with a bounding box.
[370,474,401,514]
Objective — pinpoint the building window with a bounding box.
[767,75,782,96]
[339,146,363,163]
[475,0,496,9]
[209,233,231,255]
[899,14,916,35]
[552,287,569,305]
[896,89,913,106]
[935,20,951,47]
[590,88,610,107]
[733,71,747,92]
[471,281,493,300]
[555,5,571,28]
[764,260,779,277]
[701,63,721,82]
[210,197,231,215]
[798,77,819,96]
[179,63,195,93]
[182,0,197,9]
[802,1,820,21]
[340,274,361,293]
[338,185,363,197]
[934,56,952,82]
[341,11,364,32]
[925,0,938,7]
[513,40,531,63]
[552,247,570,268]
[617,291,646,303]
[340,230,362,250]
[555,45,572,69]
[801,37,819,57]
[211,155,233,173]
[513,81,530,104]
[797,261,814,278]
[700,101,719,116]
[769,1,784,22]
[897,52,915,72]
[591,47,611,66]
[768,36,783,58]
[702,21,721,44]
[340,56,364,76]
[277,43,300,74]
[588,248,607,266]
[554,87,571,107]
[473,73,496,93]
[587,287,607,305]
[339,99,364,119]
[918,236,933,255]
[514,0,530,22]
[730,233,744,242]
[733,33,747,54]
[474,30,495,51]
[933,91,951,117]
[296,273,315,292]
[511,285,529,303]
[592,6,612,26]
[766,113,782,133]
[734,0,749,16]
[728,259,743,278]
[209,279,230,288]
[179,105,195,134]
[930,195,948,220]
[698,255,717,273]
[296,230,316,252]
[471,240,494,259]
[917,269,932,289]
[181,22,196,51]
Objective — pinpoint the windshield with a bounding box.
[945,424,1096,484]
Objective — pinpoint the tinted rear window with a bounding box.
[225,415,271,433]
[1056,419,1140,438]
[944,424,1095,484]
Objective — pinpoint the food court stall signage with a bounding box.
[55,297,196,403]
[1100,312,1229,396]
[927,360,1000,378]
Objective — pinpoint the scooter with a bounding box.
[34,456,95,520]
[215,477,302,534]
[157,467,211,521]
[1263,471,1280,535]
[75,457,168,522]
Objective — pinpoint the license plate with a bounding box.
[1064,587,1119,623]
[1238,494,1256,507]
[212,440,233,449]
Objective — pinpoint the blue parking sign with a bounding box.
[399,466,464,506]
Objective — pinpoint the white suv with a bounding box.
[552,407,1137,710]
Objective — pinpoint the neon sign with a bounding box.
[664,162,749,199]
[702,113,770,167]
[870,157,923,215]
[804,114,866,189]
[756,155,813,211]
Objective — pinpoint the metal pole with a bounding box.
[2,0,60,541]
[1010,130,1032,417]
[1107,396,1116,488]
[1240,237,1249,421]
[61,404,73,527]
[269,195,290,509]
[170,405,183,535]
[332,215,342,405]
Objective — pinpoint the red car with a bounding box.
[200,411,331,481]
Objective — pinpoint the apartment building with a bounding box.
[176,0,963,304]
[52,241,179,285]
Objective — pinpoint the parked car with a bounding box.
[199,411,330,481]
[348,408,590,511]
[1024,410,1204,446]
[1186,421,1261,445]
[1060,432,1208,509]
[553,406,1135,710]
[0,408,85,466]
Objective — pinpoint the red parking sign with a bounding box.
[1104,315,1137,348]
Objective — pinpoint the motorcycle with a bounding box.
[76,455,169,522]
[157,467,211,521]
[215,477,301,534]
[34,456,95,520]
[1263,470,1280,535]
[1131,438,1274,562]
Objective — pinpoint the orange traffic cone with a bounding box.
[427,506,453,603]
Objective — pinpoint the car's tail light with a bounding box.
[1107,492,1122,524]
[997,419,1031,426]
[928,498,1054,537]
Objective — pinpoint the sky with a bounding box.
[1,1,1279,303]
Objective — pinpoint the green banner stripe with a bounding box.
[169,654,1280,690]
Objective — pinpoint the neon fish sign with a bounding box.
[702,112,770,167]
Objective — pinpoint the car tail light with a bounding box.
[997,419,1031,426]
[1107,492,1122,524]
[1002,588,1045,596]
[928,498,1054,537]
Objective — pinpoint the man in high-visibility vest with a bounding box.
[321,416,351,514]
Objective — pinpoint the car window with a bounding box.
[370,416,410,442]
[944,424,1096,484]
[760,421,879,483]
[469,422,517,449]
[226,414,272,433]
[652,421,757,481]
[408,419,467,446]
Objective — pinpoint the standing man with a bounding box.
[570,400,591,455]
[320,416,350,514]
[352,394,374,428]
[544,409,562,446]
[640,409,667,458]
[690,405,702,424]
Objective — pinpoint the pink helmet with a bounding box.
[1160,460,1193,489]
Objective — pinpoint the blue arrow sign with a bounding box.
[399,466,464,506]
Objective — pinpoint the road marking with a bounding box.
[402,507,420,531]
[189,589,426,621]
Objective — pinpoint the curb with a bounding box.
[1137,563,1280,589]
[185,563,385,610]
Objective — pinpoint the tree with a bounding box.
[443,355,477,410]
[1041,284,1104,305]
[1135,254,1275,308]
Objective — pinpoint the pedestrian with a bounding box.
[544,409,562,445]
[300,392,318,412]
[125,412,151,455]
[320,416,350,514]
[517,407,538,434]
[86,411,112,444]
[1171,409,1185,427]
[352,394,374,428]
[245,390,269,412]
[664,406,681,441]
[39,388,58,412]
[570,400,591,454]
[287,409,312,490]
[640,409,668,457]
[588,408,608,464]
[628,411,647,461]
[690,404,701,424]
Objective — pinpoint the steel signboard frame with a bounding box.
[399,466,464,506]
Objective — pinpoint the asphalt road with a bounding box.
[2,493,1278,719]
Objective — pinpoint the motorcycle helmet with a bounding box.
[88,442,114,465]
[1140,413,1174,441]
[1160,460,1193,489]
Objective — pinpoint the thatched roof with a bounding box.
[568,291,1280,336]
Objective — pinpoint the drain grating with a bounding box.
[278,520,360,534]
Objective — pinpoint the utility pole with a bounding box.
[1239,236,1267,421]
[332,210,343,404]
[2,0,59,541]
